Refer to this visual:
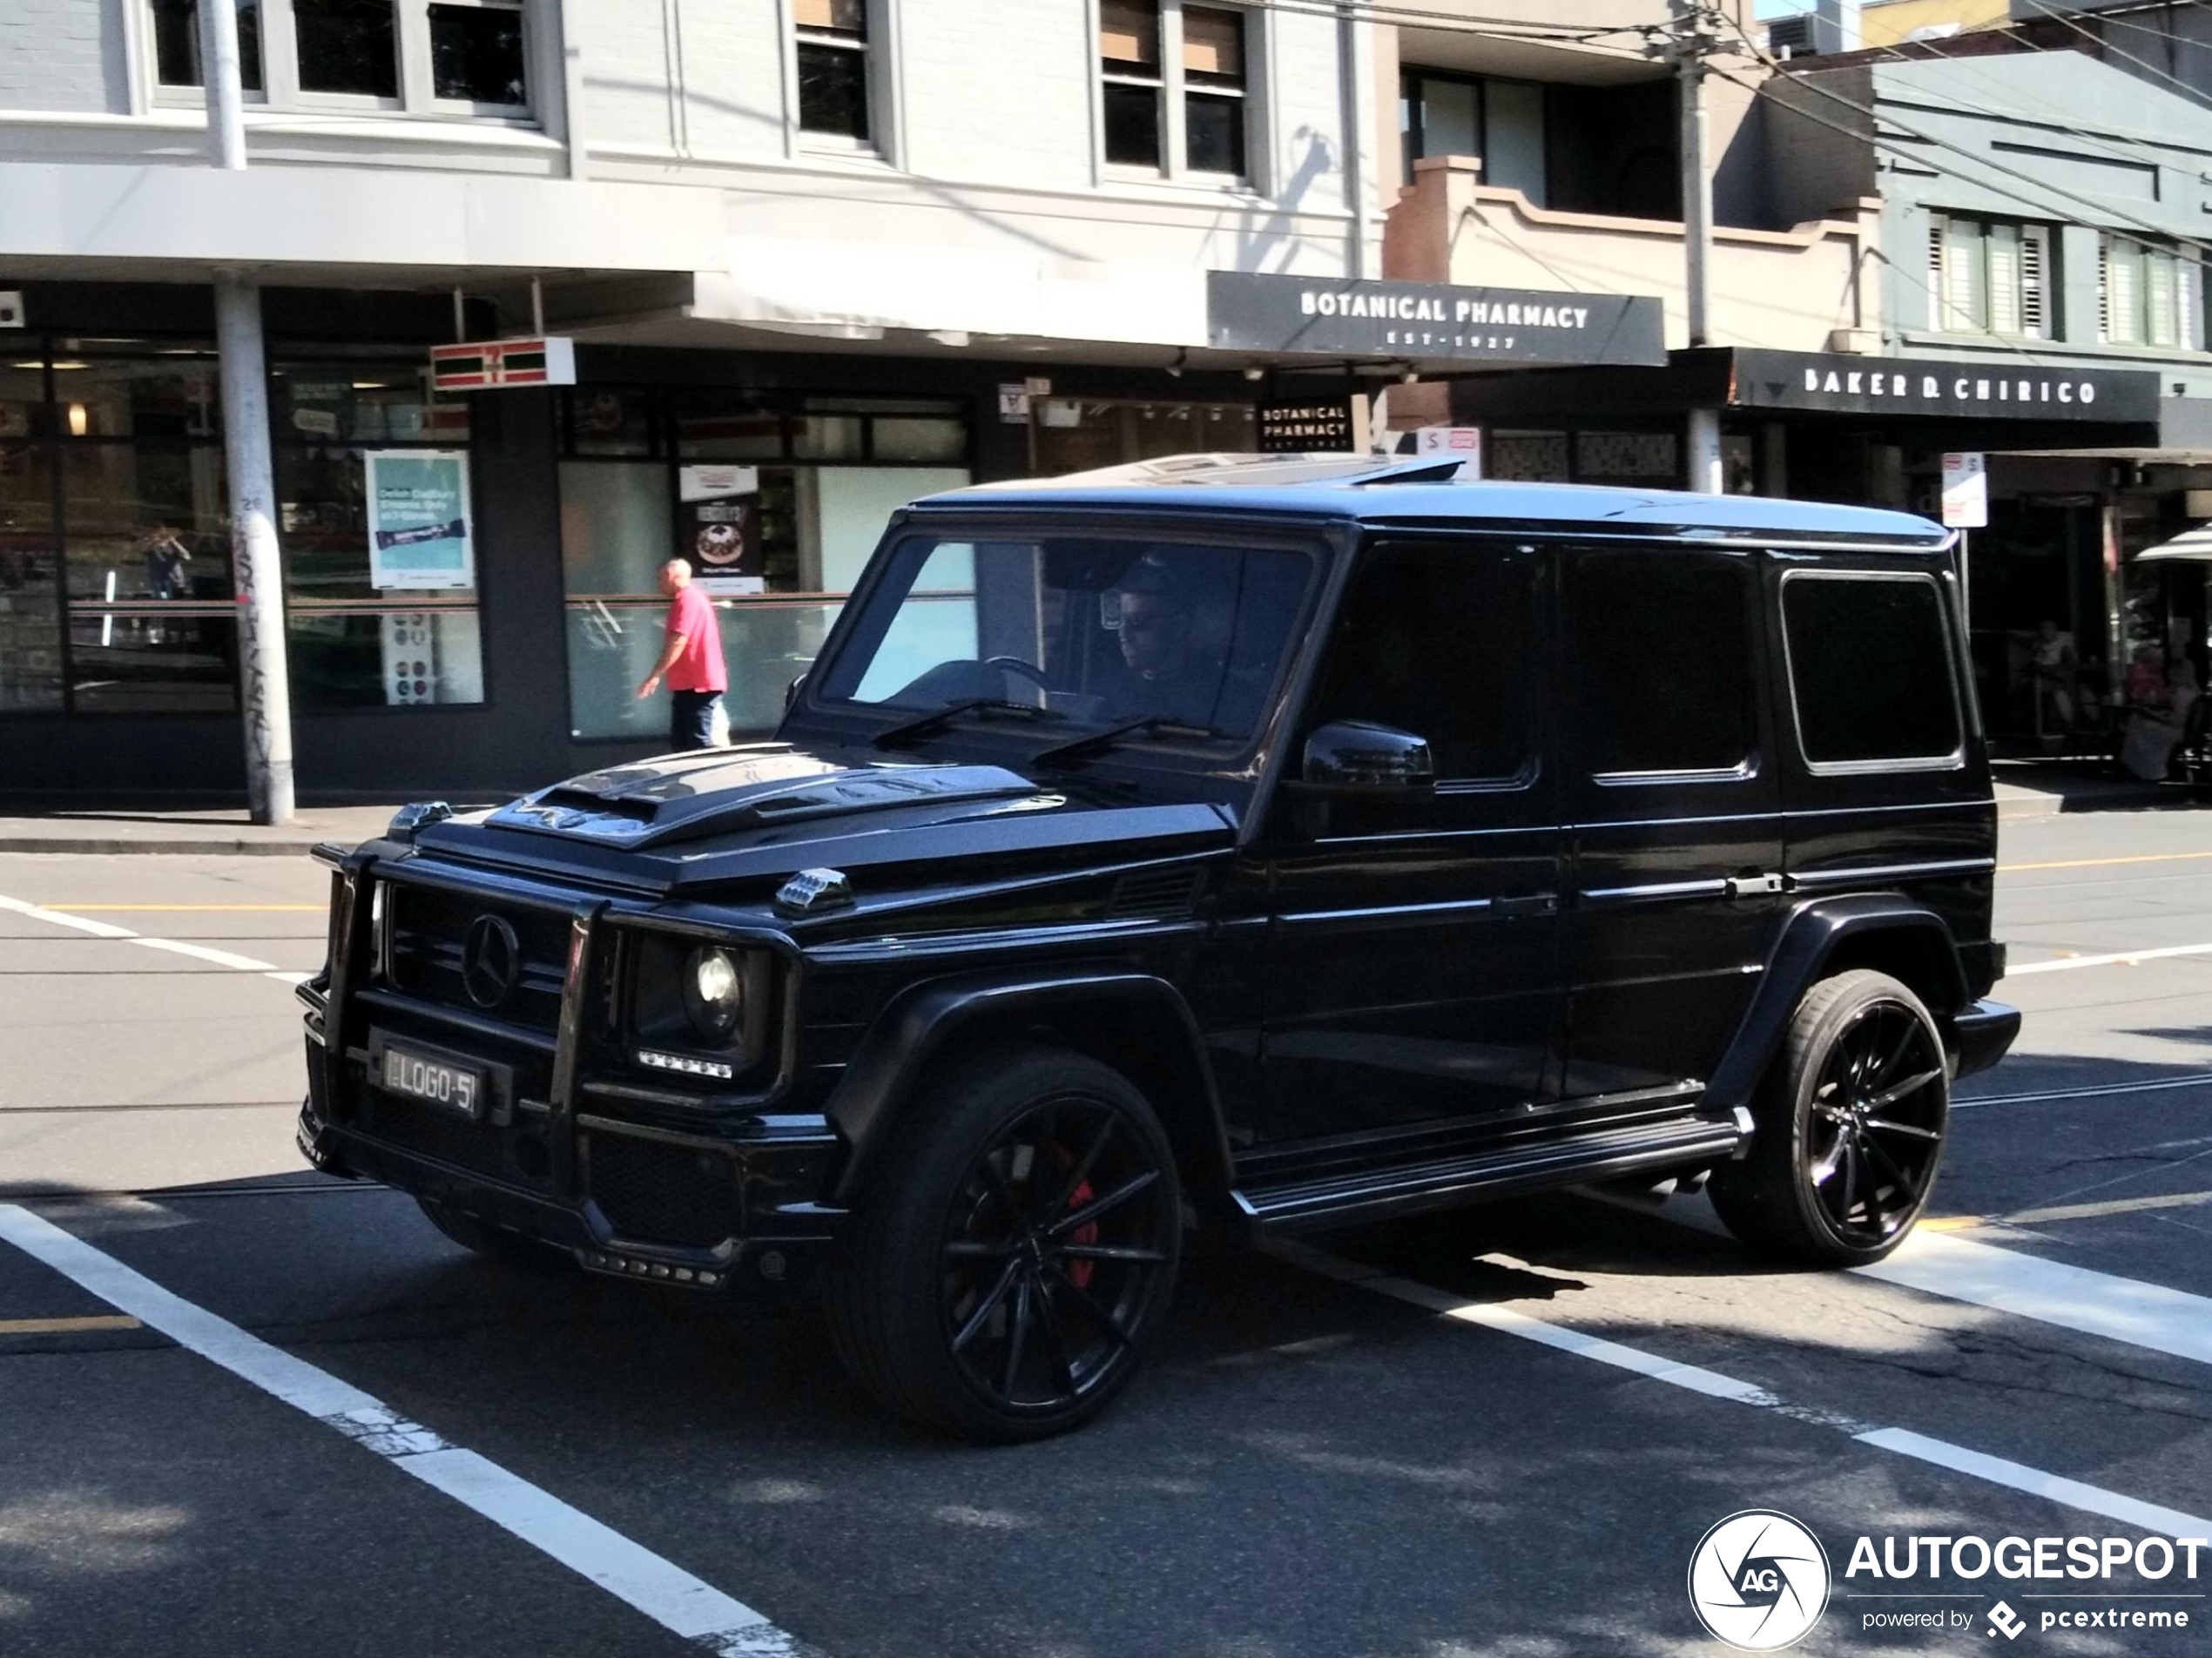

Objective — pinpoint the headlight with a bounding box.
[682,946,745,1043]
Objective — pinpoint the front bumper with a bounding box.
[297,855,846,1291]
[1949,997,2021,1082]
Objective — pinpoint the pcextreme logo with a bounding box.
[1688,1510,1834,1651]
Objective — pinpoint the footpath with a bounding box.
[0,758,2190,855]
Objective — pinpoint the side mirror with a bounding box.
[1298,720,1435,792]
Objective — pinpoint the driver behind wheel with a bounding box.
[1113,555,1252,729]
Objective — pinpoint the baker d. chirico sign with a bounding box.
[1731,349,2161,425]
[1207,272,1665,367]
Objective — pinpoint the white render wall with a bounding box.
[0,0,126,114]
[0,0,1371,305]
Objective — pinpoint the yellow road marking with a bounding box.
[2000,850,2212,873]
[39,904,324,913]
[0,1314,142,1335]
[1914,1216,1983,1232]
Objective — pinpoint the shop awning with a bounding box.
[2134,525,2212,563]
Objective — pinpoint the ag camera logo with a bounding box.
[1689,1510,1833,1650]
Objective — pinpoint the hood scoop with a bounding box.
[488,746,1042,850]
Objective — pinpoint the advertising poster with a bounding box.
[678,464,764,594]
[366,450,474,591]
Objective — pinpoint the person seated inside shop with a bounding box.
[1109,553,1265,731]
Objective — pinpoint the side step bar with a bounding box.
[1231,1112,1750,1233]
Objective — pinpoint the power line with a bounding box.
[2013,0,2212,109]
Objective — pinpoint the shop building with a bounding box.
[0,0,1682,799]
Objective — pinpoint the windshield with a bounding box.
[813,532,1318,746]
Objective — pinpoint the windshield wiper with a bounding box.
[870,697,1061,749]
[1031,716,1224,767]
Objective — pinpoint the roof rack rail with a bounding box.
[968,452,1470,492]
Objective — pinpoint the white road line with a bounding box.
[1276,1240,2212,1539]
[1859,1431,2212,1541]
[1955,1072,2212,1109]
[0,1204,813,1658]
[2009,942,2212,974]
[1854,1230,2212,1371]
[0,888,307,982]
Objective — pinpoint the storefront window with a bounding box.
[279,441,486,710]
[0,366,62,711]
[1029,399,1256,475]
[61,354,221,441]
[558,388,973,742]
[62,439,236,714]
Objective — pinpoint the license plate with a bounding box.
[372,1035,489,1121]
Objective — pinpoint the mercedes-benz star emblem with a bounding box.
[460,913,522,1008]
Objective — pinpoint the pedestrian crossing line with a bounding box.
[1278,1240,2212,1541]
[1854,1230,2212,1371]
[0,1313,141,1335]
[0,1204,817,1658]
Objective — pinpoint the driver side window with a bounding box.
[1305,539,1536,784]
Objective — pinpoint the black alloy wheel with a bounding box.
[1710,969,1950,1267]
[826,1046,1183,1442]
[939,1096,1176,1419]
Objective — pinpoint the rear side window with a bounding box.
[1306,540,1534,782]
[1783,573,1962,767]
[1567,553,1755,778]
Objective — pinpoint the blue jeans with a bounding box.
[669,690,721,751]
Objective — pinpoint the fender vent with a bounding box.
[1109,868,1203,919]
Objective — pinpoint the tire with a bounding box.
[415,1196,574,1272]
[824,1044,1184,1444]
[1709,969,1950,1268]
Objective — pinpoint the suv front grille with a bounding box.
[584,1132,738,1248]
[386,884,570,1032]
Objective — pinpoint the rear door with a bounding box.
[1557,546,1788,1104]
[1255,536,1567,1145]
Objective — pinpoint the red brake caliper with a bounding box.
[1065,1180,1099,1289]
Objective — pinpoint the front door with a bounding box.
[1556,546,1787,1104]
[1254,536,1566,1148]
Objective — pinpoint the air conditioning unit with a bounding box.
[1764,1,1858,57]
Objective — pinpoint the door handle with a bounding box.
[1724,873,1787,900]
[1493,893,1559,917]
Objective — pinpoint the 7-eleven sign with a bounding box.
[430,336,577,391]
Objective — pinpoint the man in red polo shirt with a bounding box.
[635,557,728,751]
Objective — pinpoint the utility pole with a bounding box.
[1658,0,1725,494]
[198,0,294,824]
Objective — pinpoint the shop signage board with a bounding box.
[1258,400,1366,453]
[429,336,577,391]
[1413,425,1483,477]
[1940,452,1987,529]
[1730,350,2161,425]
[365,450,474,591]
[997,384,1031,423]
[1207,272,1665,366]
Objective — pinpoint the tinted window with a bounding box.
[1784,574,1961,765]
[1307,542,1534,781]
[1568,554,1753,776]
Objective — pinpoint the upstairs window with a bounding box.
[2101,234,2196,349]
[1927,215,2050,340]
[1100,0,1252,181]
[149,0,529,117]
[795,0,870,144]
[1399,70,1546,203]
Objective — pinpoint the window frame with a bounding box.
[1926,212,2051,342]
[1777,568,1966,776]
[789,0,879,155]
[1399,66,1548,202]
[1096,0,1260,188]
[145,0,536,124]
[2099,232,2198,351]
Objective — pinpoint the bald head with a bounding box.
[658,558,692,598]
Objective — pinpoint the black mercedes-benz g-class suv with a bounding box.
[297,453,2017,1442]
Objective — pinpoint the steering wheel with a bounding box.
[986,655,1052,691]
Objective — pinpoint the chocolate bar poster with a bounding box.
[366,450,475,591]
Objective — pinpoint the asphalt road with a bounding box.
[3,816,2211,1657]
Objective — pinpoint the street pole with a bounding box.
[198,0,294,824]
[1672,0,1724,494]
